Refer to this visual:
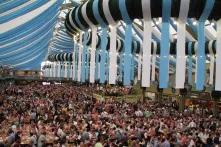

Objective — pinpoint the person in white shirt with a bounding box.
[188,120,196,128]
[30,132,37,147]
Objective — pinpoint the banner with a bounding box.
[216,19,221,91]
[151,42,157,81]
[119,0,132,86]
[77,32,83,82]
[196,0,215,90]
[159,0,171,88]
[141,0,152,87]
[208,40,214,85]
[175,0,190,88]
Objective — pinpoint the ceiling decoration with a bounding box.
[44,0,221,91]
[0,0,64,70]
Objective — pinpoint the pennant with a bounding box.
[109,25,118,84]
[85,46,89,81]
[141,0,152,87]
[208,40,215,85]
[137,52,141,81]
[95,50,100,81]
[82,32,89,82]
[215,19,221,91]
[72,44,76,81]
[175,0,190,88]
[57,62,61,78]
[93,0,108,84]
[194,42,198,84]
[196,0,215,90]
[77,32,83,82]
[188,42,193,85]
[64,62,67,78]
[70,64,73,79]
[151,42,157,82]
[99,28,108,83]
[89,28,97,83]
[102,0,118,84]
[159,0,171,88]
[119,0,133,86]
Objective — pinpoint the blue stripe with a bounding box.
[106,52,109,82]
[0,1,47,24]
[196,0,215,90]
[188,42,193,85]
[0,8,58,44]
[81,33,88,82]
[95,50,100,81]
[16,49,47,70]
[119,54,123,82]
[0,20,56,53]
[92,0,106,27]
[75,7,86,30]
[0,1,60,38]
[0,0,29,14]
[61,62,64,78]
[131,55,135,81]
[85,47,89,81]
[99,28,108,83]
[67,62,70,79]
[119,0,132,86]
[0,32,52,61]
[75,45,78,81]
[159,0,171,88]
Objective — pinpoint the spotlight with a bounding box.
[193,21,197,26]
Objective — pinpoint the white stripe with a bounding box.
[49,64,52,77]
[215,19,221,91]
[77,32,83,82]
[208,40,214,85]
[69,8,80,31]
[13,50,44,67]
[109,25,117,84]
[141,0,152,87]
[72,41,76,80]
[117,39,121,51]
[137,52,141,81]
[70,65,73,78]
[0,0,56,34]
[55,62,57,78]
[175,0,190,88]
[64,62,67,78]
[0,0,14,6]
[194,42,198,83]
[81,1,96,28]
[0,0,36,17]
[151,41,157,81]
[90,28,97,83]
[52,62,55,77]
[102,0,117,25]
[57,62,61,78]
[0,28,52,58]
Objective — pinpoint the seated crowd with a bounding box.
[0,82,220,147]
[95,85,132,96]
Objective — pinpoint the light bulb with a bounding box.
[193,21,197,26]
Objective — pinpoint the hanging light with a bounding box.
[193,21,197,26]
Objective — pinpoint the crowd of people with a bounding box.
[0,82,220,147]
[0,65,13,77]
[95,85,132,96]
